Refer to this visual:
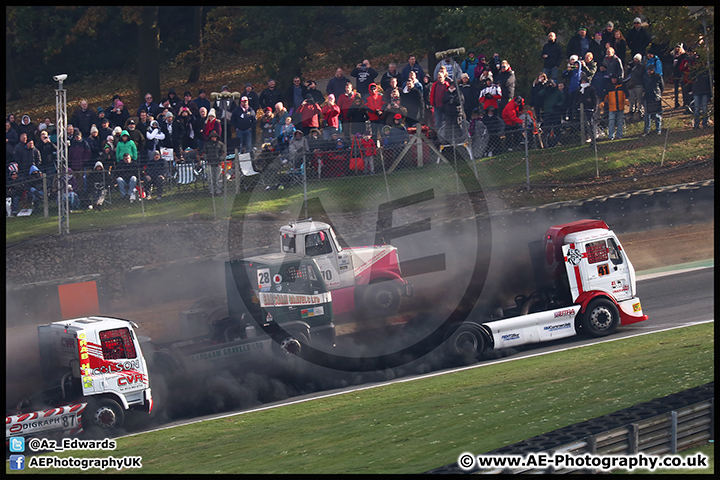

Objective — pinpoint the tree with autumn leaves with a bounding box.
[6,6,712,105]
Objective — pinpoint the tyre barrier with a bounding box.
[424,382,714,474]
[489,179,714,236]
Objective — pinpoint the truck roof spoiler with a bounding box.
[289,217,313,226]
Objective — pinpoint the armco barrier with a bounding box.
[425,382,714,474]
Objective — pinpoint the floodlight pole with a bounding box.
[55,75,69,234]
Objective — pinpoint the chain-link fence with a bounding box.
[5,107,714,244]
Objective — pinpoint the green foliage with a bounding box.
[645,6,714,60]
[6,6,710,91]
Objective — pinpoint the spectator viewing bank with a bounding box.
[6,6,713,240]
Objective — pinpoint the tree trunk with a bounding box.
[6,32,21,101]
[137,6,161,107]
[186,6,203,84]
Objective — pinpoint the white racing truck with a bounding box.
[176,219,412,343]
[6,317,153,440]
[279,219,412,316]
[422,219,649,363]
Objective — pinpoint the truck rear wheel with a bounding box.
[83,398,125,435]
[443,323,485,365]
[581,298,619,337]
[364,280,402,317]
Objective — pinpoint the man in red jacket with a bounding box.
[429,70,450,130]
[364,83,384,139]
[502,95,525,151]
[296,94,323,135]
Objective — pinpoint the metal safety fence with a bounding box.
[426,381,714,474]
[5,109,714,243]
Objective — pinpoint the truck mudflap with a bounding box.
[617,297,648,325]
[404,280,413,297]
[6,403,86,439]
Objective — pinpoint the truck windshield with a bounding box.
[305,231,333,256]
[329,228,342,253]
[607,238,624,265]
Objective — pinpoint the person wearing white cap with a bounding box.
[626,16,651,58]
[202,108,221,144]
[159,110,184,156]
[145,118,166,160]
[625,53,647,119]
[231,95,256,155]
[671,43,687,109]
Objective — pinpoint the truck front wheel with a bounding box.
[363,280,402,317]
[83,398,125,435]
[581,298,619,337]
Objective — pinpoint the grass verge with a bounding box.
[12,322,713,474]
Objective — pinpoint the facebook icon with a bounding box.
[9,455,25,470]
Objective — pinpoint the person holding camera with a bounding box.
[351,60,378,99]
[531,73,548,123]
[305,80,325,105]
[296,94,323,136]
[321,94,341,140]
[490,57,516,113]
[364,83,385,138]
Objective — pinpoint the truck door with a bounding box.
[97,328,147,395]
[304,230,354,290]
[586,237,633,301]
[563,238,633,302]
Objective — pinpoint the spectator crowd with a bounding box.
[6,14,712,215]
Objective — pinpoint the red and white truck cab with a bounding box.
[543,219,648,328]
[279,220,412,316]
[6,317,153,440]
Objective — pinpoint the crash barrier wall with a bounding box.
[5,114,713,237]
[425,381,714,474]
[5,274,109,327]
[4,179,714,324]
